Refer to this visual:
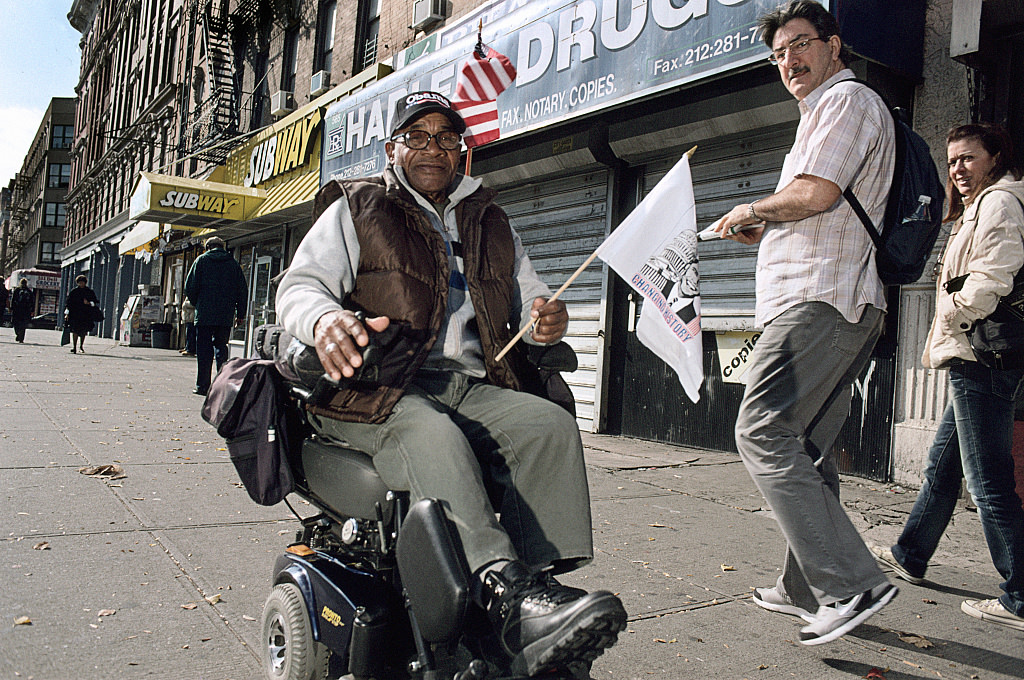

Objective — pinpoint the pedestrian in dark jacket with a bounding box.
[11,279,34,343]
[65,274,100,353]
[183,237,248,395]
[0,281,9,327]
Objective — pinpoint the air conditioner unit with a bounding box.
[310,70,331,97]
[270,90,294,117]
[411,0,446,31]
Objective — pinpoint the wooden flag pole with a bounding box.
[492,145,698,363]
[463,19,484,177]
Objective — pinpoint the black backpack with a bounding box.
[839,79,945,286]
[201,358,300,506]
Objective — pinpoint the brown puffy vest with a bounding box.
[307,170,540,423]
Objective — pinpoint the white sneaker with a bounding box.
[869,545,925,585]
[799,582,898,645]
[961,598,1024,631]
[751,586,815,622]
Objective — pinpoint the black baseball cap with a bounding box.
[390,91,467,137]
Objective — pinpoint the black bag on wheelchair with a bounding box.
[201,358,300,505]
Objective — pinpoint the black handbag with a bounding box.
[945,269,1024,370]
[90,304,105,322]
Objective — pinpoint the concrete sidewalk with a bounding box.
[1,329,1021,680]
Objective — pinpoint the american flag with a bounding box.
[451,45,516,148]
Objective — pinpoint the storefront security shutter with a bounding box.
[640,122,798,330]
[497,169,610,431]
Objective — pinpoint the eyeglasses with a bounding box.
[390,130,462,151]
[767,36,826,65]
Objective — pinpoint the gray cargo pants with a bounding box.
[310,370,594,574]
[735,302,889,608]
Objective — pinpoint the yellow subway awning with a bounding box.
[249,169,320,219]
[129,172,266,227]
[118,221,162,256]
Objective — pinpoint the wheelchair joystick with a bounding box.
[453,659,488,679]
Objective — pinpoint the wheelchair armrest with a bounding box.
[526,341,578,374]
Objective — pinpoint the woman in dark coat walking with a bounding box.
[11,278,34,343]
[64,274,100,353]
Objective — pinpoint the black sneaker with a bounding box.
[483,561,627,676]
[799,582,898,645]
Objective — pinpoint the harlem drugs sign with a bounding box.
[323,0,798,183]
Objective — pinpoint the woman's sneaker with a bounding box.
[799,583,898,646]
[751,586,815,622]
[869,545,924,585]
[961,598,1024,631]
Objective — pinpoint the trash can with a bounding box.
[150,323,172,349]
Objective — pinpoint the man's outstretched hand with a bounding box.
[529,297,568,344]
[314,310,391,381]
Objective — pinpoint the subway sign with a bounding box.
[324,0,800,183]
[223,109,324,188]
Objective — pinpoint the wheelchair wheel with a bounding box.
[262,583,330,680]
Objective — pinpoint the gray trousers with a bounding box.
[735,302,889,608]
[310,370,594,574]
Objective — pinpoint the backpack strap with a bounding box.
[827,77,897,249]
[843,186,884,248]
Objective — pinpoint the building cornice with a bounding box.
[67,0,98,33]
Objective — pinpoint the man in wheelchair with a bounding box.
[275,91,626,676]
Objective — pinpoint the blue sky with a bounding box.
[0,1,81,187]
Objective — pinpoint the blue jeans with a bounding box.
[195,325,231,391]
[892,360,1024,615]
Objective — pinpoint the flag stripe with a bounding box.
[452,45,516,149]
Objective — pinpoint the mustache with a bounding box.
[788,66,811,78]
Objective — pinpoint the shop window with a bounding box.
[48,163,71,188]
[45,202,67,227]
[314,0,336,74]
[357,0,380,73]
[52,125,74,149]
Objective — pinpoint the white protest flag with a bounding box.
[595,153,703,402]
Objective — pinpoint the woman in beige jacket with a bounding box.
[873,123,1024,631]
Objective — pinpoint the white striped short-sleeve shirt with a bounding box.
[755,69,893,327]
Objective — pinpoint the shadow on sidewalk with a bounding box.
[850,624,1024,678]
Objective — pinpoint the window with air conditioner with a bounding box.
[271,91,294,117]
[311,71,331,97]
[411,0,446,31]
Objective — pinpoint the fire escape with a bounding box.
[179,0,242,166]
[7,175,31,255]
[179,0,295,169]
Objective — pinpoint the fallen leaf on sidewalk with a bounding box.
[653,638,677,643]
[78,464,126,480]
[242,615,256,621]
[897,632,933,649]
[181,603,197,610]
[864,668,888,679]
[205,594,221,604]
[720,564,736,572]
[922,598,937,605]
[97,609,115,617]
[32,542,50,550]
[14,616,31,625]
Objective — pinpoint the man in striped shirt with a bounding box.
[715,0,897,645]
